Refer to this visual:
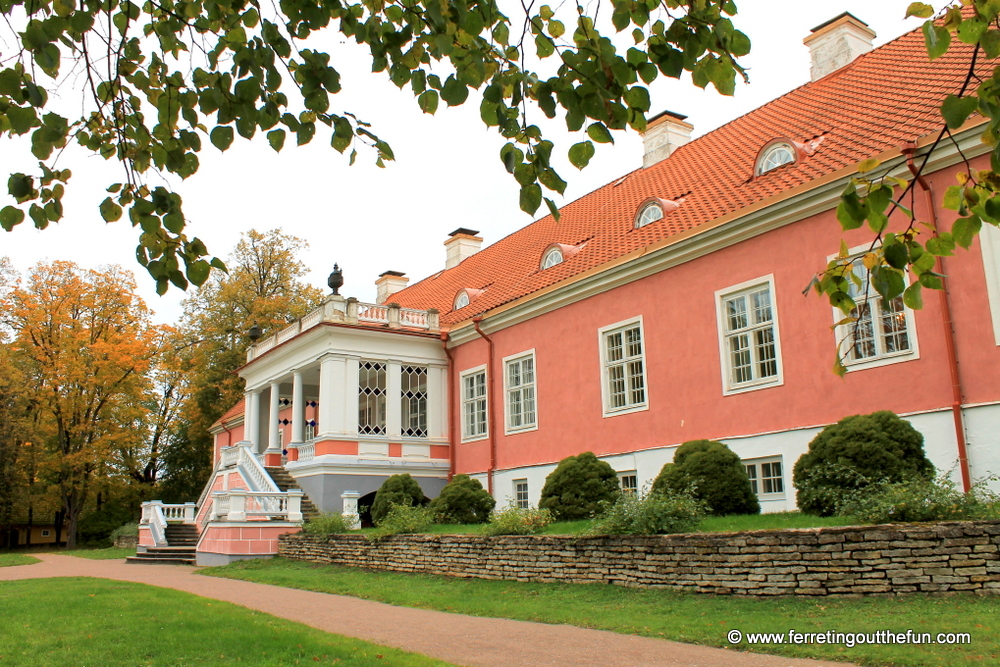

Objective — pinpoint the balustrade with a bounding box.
[296,443,315,461]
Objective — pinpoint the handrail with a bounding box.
[146,503,168,547]
[211,490,303,522]
[237,444,280,493]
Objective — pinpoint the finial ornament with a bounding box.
[328,263,344,295]
[248,322,262,342]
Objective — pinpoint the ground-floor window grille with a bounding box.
[359,361,387,435]
[401,366,428,437]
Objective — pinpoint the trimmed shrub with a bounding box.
[839,473,1000,523]
[370,474,426,525]
[793,411,934,516]
[652,440,760,516]
[481,502,554,536]
[301,512,355,535]
[429,474,496,524]
[588,489,706,536]
[538,452,620,520]
[368,504,436,541]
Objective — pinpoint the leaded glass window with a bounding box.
[401,365,428,438]
[358,361,387,435]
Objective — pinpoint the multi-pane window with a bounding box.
[841,262,912,363]
[619,473,638,495]
[505,354,536,432]
[744,458,784,496]
[603,322,646,412]
[721,284,779,388]
[514,480,529,509]
[401,366,428,438]
[462,369,488,440]
[358,361,387,435]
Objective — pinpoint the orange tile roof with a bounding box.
[211,398,245,429]
[390,24,983,325]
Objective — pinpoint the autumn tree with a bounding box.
[158,229,323,500]
[0,261,159,547]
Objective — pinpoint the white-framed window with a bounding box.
[504,351,537,433]
[358,361,387,435]
[460,366,488,441]
[454,291,471,310]
[513,479,529,509]
[831,249,919,371]
[980,222,1000,346]
[618,472,638,495]
[743,457,785,497]
[401,365,428,438]
[305,420,316,440]
[598,317,648,416]
[716,276,783,394]
[541,248,563,269]
[756,142,795,175]
[635,202,664,228]
[41,529,51,538]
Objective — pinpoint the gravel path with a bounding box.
[1,554,854,667]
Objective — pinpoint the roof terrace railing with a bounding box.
[246,297,441,361]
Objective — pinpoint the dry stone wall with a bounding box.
[278,521,1000,596]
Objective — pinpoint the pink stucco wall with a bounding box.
[449,159,1000,475]
[198,524,300,556]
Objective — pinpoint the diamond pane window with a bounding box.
[505,354,536,432]
[462,369,488,439]
[358,361,387,435]
[721,284,779,389]
[603,322,646,411]
[401,365,428,438]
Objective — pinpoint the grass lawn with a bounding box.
[204,557,1000,667]
[0,553,40,567]
[0,577,453,666]
[60,546,135,559]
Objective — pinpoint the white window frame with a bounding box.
[460,365,488,442]
[743,456,786,499]
[541,248,563,269]
[617,471,638,495]
[756,142,795,176]
[503,350,538,435]
[829,246,920,372]
[597,316,649,417]
[635,202,664,228]
[981,222,1000,346]
[513,479,530,509]
[715,275,784,395]
[454,290,471,310]
[41,529,51,537]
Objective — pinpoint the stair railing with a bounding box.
[140,501,169,547]
[215,490,303,521]
[236,444,280,493]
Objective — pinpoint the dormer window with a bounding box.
[756,142,795,176]
[454,291,471,310]
[636,202,664,228]
[541,247,563,269]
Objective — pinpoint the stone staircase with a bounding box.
[266,467,320,522]
[126,524,198,565]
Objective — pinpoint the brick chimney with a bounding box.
[641,111,694,168]
[374,271,409,304]
[444,228,483,269]
[804,12,876,82]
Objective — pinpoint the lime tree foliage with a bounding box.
[651,439,759,516]
[792,411,934,517]
[813,2,1000,373]
[428,473,495,524]
[370,473,427,525]
[0,0,748,291]
[539,451,620,520]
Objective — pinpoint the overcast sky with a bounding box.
[0,1,925,325]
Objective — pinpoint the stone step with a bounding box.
[265,467,321,521]
[127,546,196,565]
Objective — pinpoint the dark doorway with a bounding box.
[358,491,377,528]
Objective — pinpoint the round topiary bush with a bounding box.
[429,474,496,524]
[651,439,760,516]
[370,473,427,525]
[538,451,620,520]
[792,410,934,517]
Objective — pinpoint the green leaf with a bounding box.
[0,206,25,231]
[586,122,613,144]
[903,282,923,310]
[941,95,979,129]
[440,76,468,106]
[6,106,38,135]
[267,129,285,152]
[185,259,211,286]
[8,173,33,200]
[919,271,944,290]
[905,2,934,18]
[923,22,951,60]
[942,185,963,211]
[836,187,865,231]
[952,215,982,249]
[884,242,909,270]
[210,126,234,151]
[568,141,595,170]
[99,197,123,222]
[926,234,955,256]
[418,90,439,114]
[519,183,542,214]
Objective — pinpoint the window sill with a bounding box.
[461,434,489,444]
[602,403,649,418]
[843,350,918,373]
[723,377,783,396]
[504,424,539,436]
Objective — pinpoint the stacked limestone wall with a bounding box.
[278,521,1000,596]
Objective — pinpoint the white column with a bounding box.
[344,357,360,437]
[246,389,261,450]
[291,371,304,445]
[318,355,347,437]
[387,361,401,439]
[428,365,447,440]
[267,381,281,453]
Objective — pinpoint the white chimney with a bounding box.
[804,12,876,82]
[641,111,694,168]
[375,270,409,304]
[444,228,483,269]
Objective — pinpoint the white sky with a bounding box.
[0,1,925,325]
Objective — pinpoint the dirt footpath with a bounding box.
[0,554,854,667]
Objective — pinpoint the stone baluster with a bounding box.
[387,302,401,329]
[346,297,359,324]
[286,490,304,522]
[228,491,247,521]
